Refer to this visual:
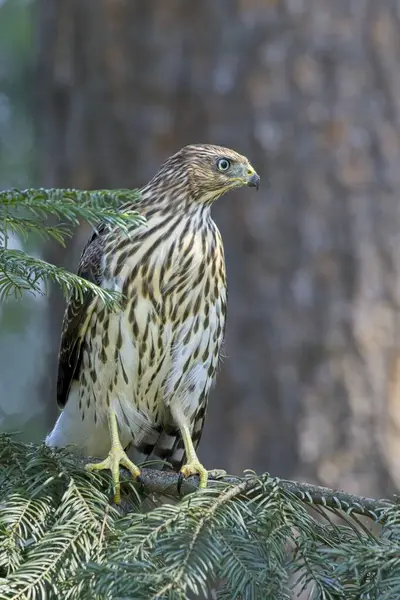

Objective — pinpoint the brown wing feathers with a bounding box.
[56,232,104,408]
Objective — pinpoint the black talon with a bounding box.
[177,472,185,496]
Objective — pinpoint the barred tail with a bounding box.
[128,402,207,471]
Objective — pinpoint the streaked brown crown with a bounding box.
[142,144,259,207]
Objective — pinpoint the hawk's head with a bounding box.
[149,144,260,206]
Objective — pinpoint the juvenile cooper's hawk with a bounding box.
[46,144,259,503]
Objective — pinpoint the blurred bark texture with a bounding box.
[35,0,400,498]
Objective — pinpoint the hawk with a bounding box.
[46,144,260,503]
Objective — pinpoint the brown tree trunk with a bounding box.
[35,0,400,498]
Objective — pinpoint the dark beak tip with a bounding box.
[248,173,260,190]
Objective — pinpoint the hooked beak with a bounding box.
[247,171,260,190]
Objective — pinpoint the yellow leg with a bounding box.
[85,409,140,504]
[179,423,208,488]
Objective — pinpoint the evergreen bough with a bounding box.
[0,187,143,303]
[0,188,399,599]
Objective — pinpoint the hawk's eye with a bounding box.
[217,158,231,172]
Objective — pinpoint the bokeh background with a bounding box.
[1,0,400,500]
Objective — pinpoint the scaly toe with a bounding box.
[180,460,209,489]
[85,456,113,472]
[119,455,141,479]
[85,446,141,504]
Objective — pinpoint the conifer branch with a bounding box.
[2,436,400,599]
[0,187,144,304]
[79,458,394,522]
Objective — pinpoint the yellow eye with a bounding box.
[217,158,231,172]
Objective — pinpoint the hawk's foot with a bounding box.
[85,444,140,505]
[179,458,208,489]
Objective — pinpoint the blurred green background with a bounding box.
[2,0,400,502]
[0,0,46,441]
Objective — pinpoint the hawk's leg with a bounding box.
[85,408,140,504]
[179,422,208,489]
